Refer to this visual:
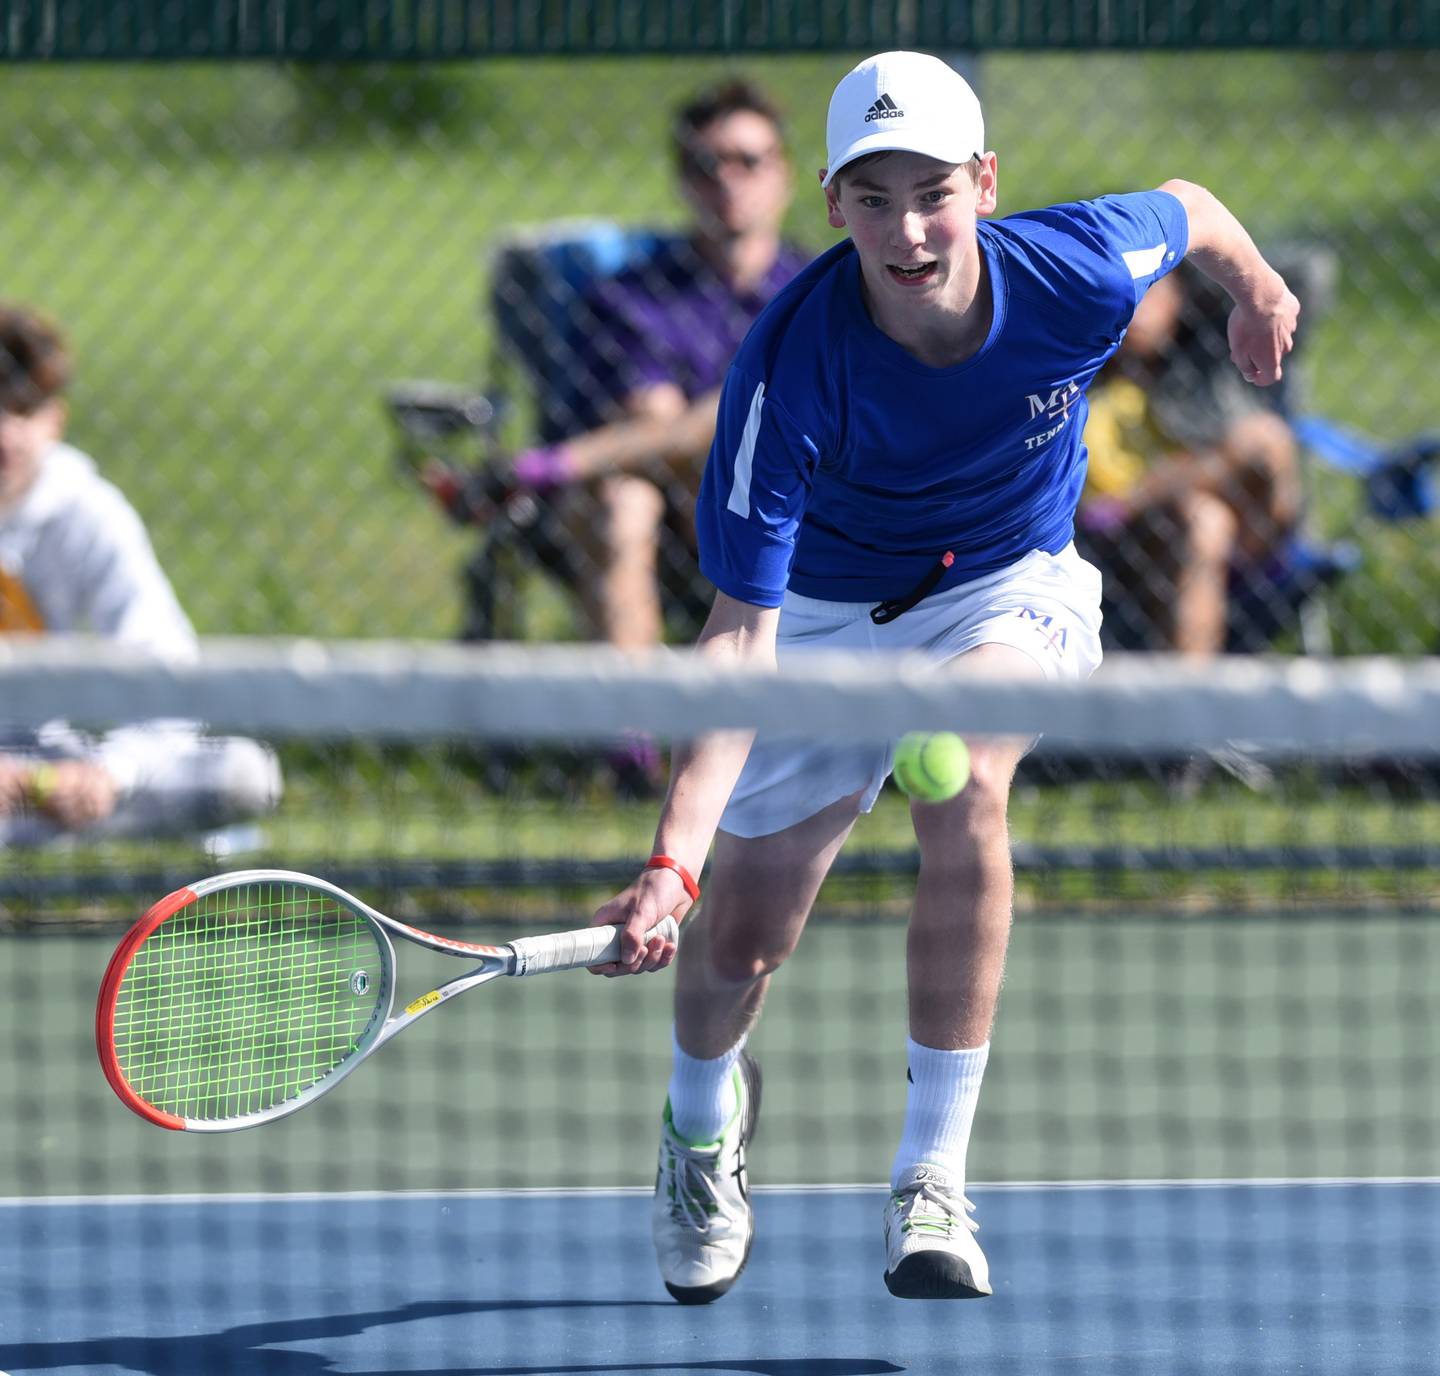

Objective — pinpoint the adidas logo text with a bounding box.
[864,93,904,122]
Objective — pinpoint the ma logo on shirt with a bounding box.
[1022,381,1081,454]
[1026,381,1080,423]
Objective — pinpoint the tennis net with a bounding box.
[2,638,1436,1373]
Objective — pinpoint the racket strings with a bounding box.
[111,882,386,1121]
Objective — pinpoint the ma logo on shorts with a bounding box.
[1016,606,1068,655]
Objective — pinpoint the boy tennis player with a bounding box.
[592,51,1298,1302]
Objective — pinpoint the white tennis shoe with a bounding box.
[883,1162,992,1299]
[652,1052,762,1304]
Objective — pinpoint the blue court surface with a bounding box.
[2,1182,1436,1375]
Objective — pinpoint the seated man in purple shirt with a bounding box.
[509,80,811,656]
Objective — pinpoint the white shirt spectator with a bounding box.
[0,442,281,844]
[0,441,196,658]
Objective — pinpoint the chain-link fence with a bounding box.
[4,34,1440,1366]
[3,2,1434,58]
[2,48,1435,651]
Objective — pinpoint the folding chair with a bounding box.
[387,219,693,642]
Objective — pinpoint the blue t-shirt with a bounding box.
[696,191,1190,606]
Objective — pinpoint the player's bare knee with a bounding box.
[697,899,802,984]
[705,928,797,985]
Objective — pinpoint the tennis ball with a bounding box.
[892,732,971,803]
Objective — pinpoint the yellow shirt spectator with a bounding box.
[1082,375,1173,501]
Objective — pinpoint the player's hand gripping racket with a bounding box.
[96,868,677,1133]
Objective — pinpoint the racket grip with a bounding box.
[509,917,680,976]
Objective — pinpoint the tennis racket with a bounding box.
[96,868,677,1133]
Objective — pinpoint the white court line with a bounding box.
[2,1177,1438,1208]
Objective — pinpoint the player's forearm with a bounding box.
[1160,179,1288,314]
[1161,178,1299,387]
[650,596,779,879]
[651,729,757,878]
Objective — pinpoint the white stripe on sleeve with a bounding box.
[726,381,766,518]
[1122,244,1168,279]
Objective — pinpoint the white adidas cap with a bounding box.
[822,51,985,189]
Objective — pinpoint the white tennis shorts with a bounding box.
[718,543,1104,839]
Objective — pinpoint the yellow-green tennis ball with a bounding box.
[893,732,971,803]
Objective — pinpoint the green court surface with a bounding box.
[8,912,1436,1199]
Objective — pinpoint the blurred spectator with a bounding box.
[503,78,811,653]
[0,304,282,847]
[1078,267,1302,655]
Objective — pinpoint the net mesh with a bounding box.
[2,643,1437,1371]
[108,879,387,1124]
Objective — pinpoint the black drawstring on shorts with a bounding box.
[870,551,955,625]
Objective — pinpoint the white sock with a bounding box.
[667,1028,746,1146]
[890,1038,990,1191]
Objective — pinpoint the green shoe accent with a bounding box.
[661,1065,745,1150]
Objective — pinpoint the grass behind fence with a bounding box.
[1,53,1435,648]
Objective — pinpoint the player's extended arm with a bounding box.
[1158,179,1300,387]
[590,590,780,975]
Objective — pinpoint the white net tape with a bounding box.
[3,636,1438,756]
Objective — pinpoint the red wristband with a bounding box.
[643,854,700,902]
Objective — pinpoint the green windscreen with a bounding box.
[111,882,387,1123]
